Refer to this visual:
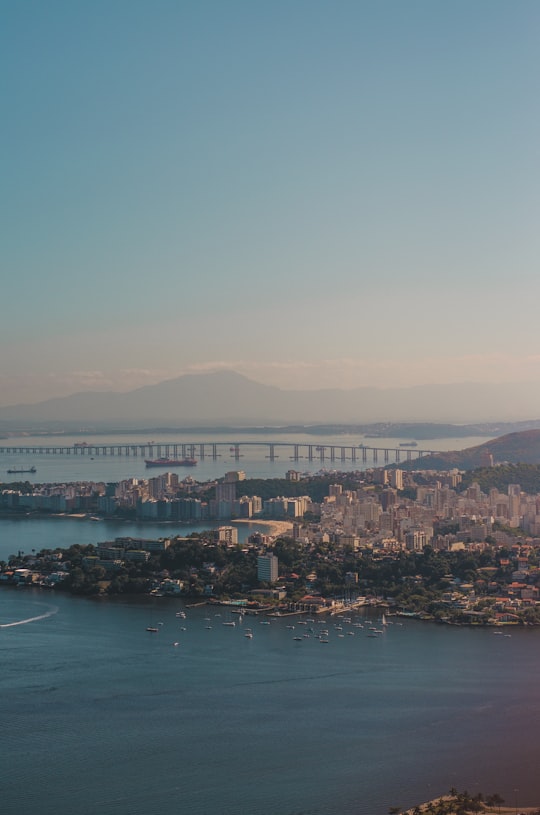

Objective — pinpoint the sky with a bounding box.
[2,0,540,407]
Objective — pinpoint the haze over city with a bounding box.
[3,1,539,415]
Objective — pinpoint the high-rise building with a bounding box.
[380,489,397,511]
[405,528,427,552]
[257,553,279,583]
[224,471,246,482]
[215,526,238,545]
[286,470,301,482]
[508,484,521,520]
[216,480,236,503]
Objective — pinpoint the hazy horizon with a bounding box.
[4,365,540,411]
[2,369,540,424]
[3,1,540,413]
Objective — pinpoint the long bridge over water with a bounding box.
[0,441,437,465]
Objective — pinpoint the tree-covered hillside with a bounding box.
[460,463,540,494]
[400,429,540,471]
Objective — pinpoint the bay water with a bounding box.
[2,586,540,815]
[0,429,493,485]
[0,516,270,564]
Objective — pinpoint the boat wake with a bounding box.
[0,604,59,629]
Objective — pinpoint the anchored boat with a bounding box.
[144,458,197,468]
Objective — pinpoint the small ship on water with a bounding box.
[144,458,197,468]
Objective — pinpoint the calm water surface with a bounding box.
[0,430,494,485]
[0,516,270,563]
[2,588,540,815]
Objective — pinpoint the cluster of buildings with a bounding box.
[0,480,105,514]
[4,465,540,619]
[3,466,540,550]
[299,469,540,555]
[0,470,314,522]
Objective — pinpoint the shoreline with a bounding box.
[403,798,539,814]
[232,518,293,537]
[0,510,294,535]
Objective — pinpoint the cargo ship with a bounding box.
[144,458,197,468]
[7,466,37,474]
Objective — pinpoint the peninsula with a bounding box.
[397,789,539,815]
[3,464,540,627]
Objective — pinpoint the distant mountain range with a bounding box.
[2,370,540,426]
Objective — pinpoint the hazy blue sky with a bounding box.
[2,0,540,405]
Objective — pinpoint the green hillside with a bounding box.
[401,429,540,471]
[460,463,540,493]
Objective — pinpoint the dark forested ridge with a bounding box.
[460,463,540,494]
[401,430,540,471]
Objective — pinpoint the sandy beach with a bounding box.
[232,519,294,537]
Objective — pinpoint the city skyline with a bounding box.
[3,1,540,409]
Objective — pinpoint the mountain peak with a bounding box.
[2,371,540,425]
